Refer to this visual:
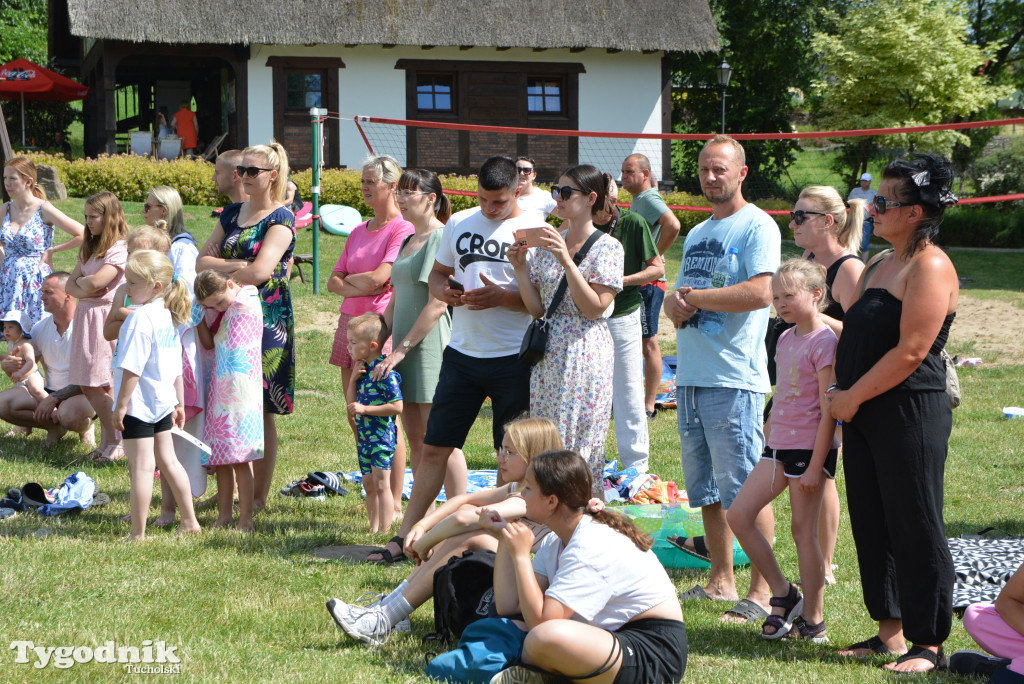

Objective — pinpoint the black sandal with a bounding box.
[886,645,947,674]
[841,635,896,657]
[666,534,711,563]
[368,535,407,564]
[792,616,828,644]
[761,583,803,640]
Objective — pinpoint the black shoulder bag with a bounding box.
[518,230,604,366]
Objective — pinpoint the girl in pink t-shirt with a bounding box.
[726,258,838,645]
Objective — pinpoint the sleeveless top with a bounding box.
[822,253,859,321]
[835,288,955,393]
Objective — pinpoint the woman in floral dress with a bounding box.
[508,164,623,491]
[1,157,84,326]
[197,142,295,510]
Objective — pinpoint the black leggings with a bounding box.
[842,389,954,645]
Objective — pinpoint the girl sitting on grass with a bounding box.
[113,250,199,541]
[726,258,839,643]
[326,416,562,647]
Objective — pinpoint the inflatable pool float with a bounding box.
[620,503,751,568]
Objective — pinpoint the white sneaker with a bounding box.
[393,616,411,634]
[351,591,410,633]
[489,666,545,684]
[326,600,391,647]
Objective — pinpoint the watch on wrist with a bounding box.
[402,339,412,350]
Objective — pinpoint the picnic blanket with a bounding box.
[202,285,264,466]
[949,536,1024,612]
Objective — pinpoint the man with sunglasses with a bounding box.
[664,135,780,623]
[515,156,557,219]
[848,172,877,261]
[620,153,681,421]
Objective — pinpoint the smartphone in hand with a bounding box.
[448,276,465,291]
[513,227,547,248]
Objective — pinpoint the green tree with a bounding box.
[811,0,1012,185]
[0,0,47,65]
[671,0,842,199]
[967,0,1024,85]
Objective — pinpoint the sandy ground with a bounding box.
[658,292,1024,365]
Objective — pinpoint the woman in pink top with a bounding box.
[328,155,414,512]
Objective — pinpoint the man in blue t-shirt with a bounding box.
[664,135,781,622]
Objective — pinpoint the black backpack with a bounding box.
[423,549,497,646]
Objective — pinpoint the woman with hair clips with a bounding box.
[374,169,466,502]
[508,165,623,492]
[1,157,84,326]
[829,153,960,673]
[488,450,686,684]
[329,155,413,542]
[197,141,296,510]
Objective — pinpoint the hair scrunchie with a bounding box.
[587,498,605,514]
[171,272,179,283]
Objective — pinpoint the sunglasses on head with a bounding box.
[789,210,828,225]
[516,166,534,175]
[872,195,913,214]
[235,165,274,178]
[551,185,588,201]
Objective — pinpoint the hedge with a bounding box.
[16,153,855,244]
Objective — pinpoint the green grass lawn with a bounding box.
[1,198,1021,682]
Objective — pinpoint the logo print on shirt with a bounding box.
[680,237,726,328]
[455,231,513,271]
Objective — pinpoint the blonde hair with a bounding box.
[774,258,829,312]
[798,185,866,254]
[3,157,45,200]
[242,142,290,203]
[347,312,389,347]
[701,134,746,167]
[193,269,234,302]
[81,191,130,262]
[149,186,186,238]
[504,416,564,483]
[124,250,192,325]
[362,155,403,186]
[127,224,171,254]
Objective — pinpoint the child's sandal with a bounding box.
[792,616,829,644]
[761,583,803,641]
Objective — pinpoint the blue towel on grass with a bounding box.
[38,472,95,516]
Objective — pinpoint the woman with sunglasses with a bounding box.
[328,155,413,538]
[372,169,466,513]
[508,165,623,493]
[197,142,296,510]
[829,153,959,673]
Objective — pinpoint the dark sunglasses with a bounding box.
[236,165,274,178]
[142,203,163,212]
[789,210,828,225]
[551,185,588,201]
[873,195,913,214]
[516,166,535,175]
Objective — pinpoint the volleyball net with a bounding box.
[340,114,1024,212]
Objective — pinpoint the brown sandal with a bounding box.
[93,444,125,464]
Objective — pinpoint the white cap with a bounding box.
[860,173,872,182]
[0,310,31,339]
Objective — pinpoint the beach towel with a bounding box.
[202,285,264,466]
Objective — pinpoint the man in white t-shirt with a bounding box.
[664,135,780,622]
[0,272,95,445]
[371,156,534,564]
[847,172,877,261]
[515,156,557,219]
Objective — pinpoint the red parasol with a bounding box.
[0,58,90,147]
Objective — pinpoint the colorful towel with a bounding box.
[202,285,264,466]
[343,469,497,501]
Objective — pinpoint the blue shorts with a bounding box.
[860,219,873,252]
[639,284,665,339]
[357,446,394,475]
[676,386,764,509]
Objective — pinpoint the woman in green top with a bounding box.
[374,169,467,504]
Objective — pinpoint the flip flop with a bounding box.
[885,645,946,674]
[94,444,125,464]
[84,447,104,462]
[841,635,898,657]
[667,534,712,563]
[723,599,769,623]
[307,471,349,497]
[678,584,723,602]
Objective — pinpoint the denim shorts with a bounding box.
[639,283,665,339]
[677,386,764,509]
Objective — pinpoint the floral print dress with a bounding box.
[0,206,53,326]
[528,232,623,488]
[218,203,296,415]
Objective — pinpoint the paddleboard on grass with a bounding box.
[294,202,313,229]
[320,204,362,236]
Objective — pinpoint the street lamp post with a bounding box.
[716,59,733,134]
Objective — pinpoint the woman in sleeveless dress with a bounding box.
[1,157,84,326]
[830,154,960,674]
[197,142,295,510]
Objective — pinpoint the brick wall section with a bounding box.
[527,134,569,179]
[284,125,312,170]
[468,132,517,167]
[415,129,460,168]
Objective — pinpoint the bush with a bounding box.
[971,136,1024,213]
[937,206,1024,248]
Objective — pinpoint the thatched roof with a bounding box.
[65,0,719,53]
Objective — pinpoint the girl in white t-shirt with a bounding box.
[489,450,686,684]
[112,250,200,541]
[726,259,839,643]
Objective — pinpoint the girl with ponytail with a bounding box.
[489,449,687,684]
